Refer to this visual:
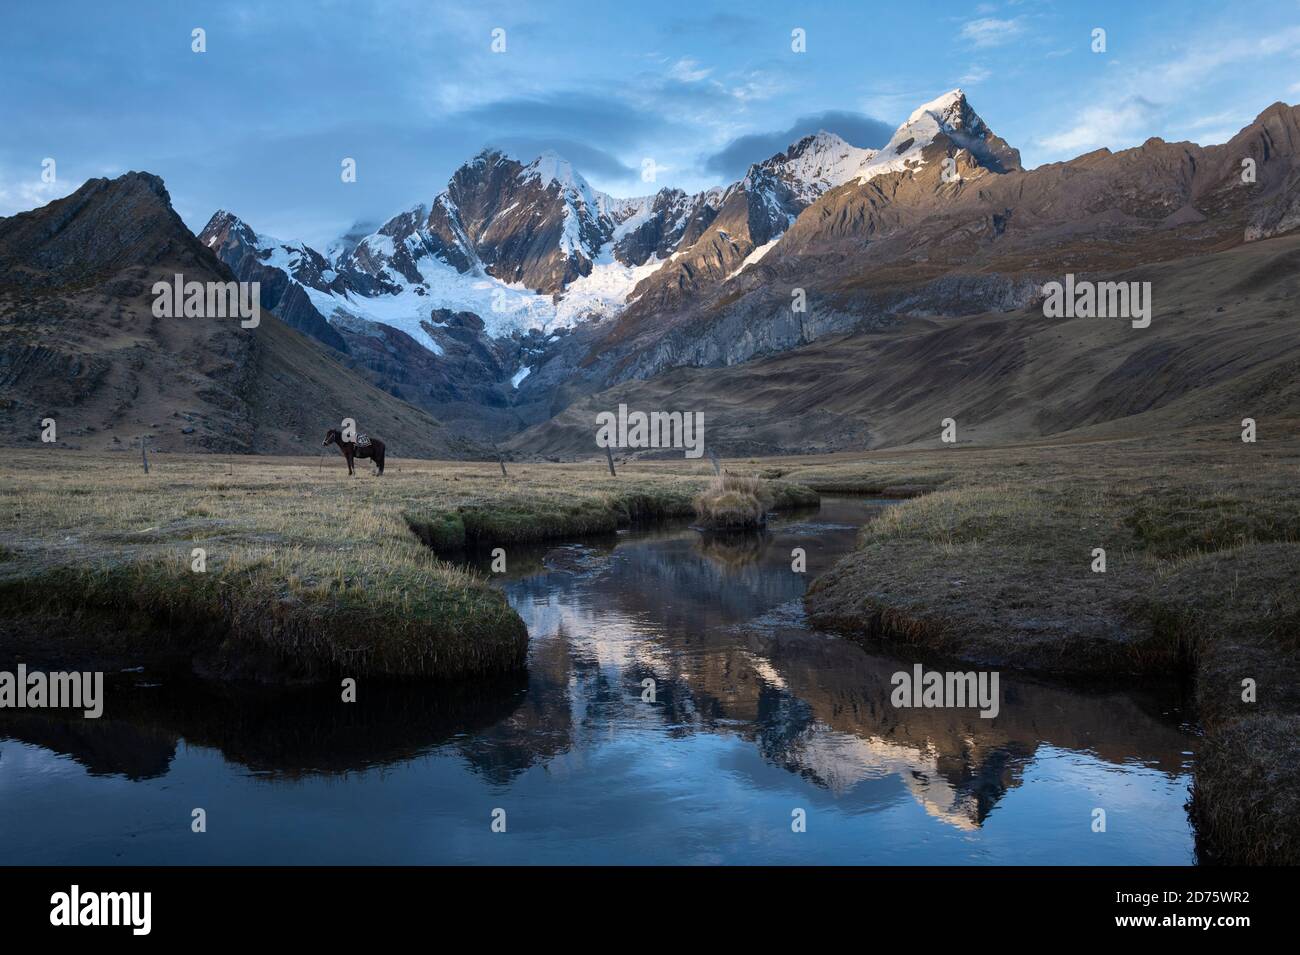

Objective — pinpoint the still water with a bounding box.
[0,498,1196,864]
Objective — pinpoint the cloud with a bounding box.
[1145,25,1300,91]
[488,138,638,181]
[1038,97,1163,154]
[721,68,782,103]
[451,92,670,150]
[703,111,895,179]
[668,58,713,83]
[1184,110,1246,131]
[0,170,73,217]
[1038,24,1300,160]
[960,65,992,85]
[960,17,1026,48]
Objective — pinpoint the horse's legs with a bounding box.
[375,450,384,475]
[346,450,354,475]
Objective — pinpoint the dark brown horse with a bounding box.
[323,429,385,476]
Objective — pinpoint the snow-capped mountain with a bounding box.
[855,89,1021,183]
[16,88,1300,459]
[199,126,885,348]
[767,130,879,203]
[198,90,1022,404]
[200,211,349,351]
[608,128,891,319]
[610,186,725,266]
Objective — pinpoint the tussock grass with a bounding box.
[1127,487,1300,559]
[1194,713,1300,866]
[865,483,1043,546]
[693,474,772,529]
[780,459,956,496]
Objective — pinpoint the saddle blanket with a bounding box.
[355,433,371,447]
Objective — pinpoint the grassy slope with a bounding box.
[509,235,1300,458]
[0,449,813,680]
[0,274,473,458]
[244,314,478,458]
[793,424,1300,864]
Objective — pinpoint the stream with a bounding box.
[0,497,1197,864]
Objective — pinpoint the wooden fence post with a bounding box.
[491,442,508,479]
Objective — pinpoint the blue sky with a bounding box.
[3,0,1299,246]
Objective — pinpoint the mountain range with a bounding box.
[0,173,476,456]
[4,89,1300,456]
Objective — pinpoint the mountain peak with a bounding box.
[907,89,969,126]
[204,209,245,231]
[751,130,879,203]
[856,88,1020,182]
[520,150,591,194]
[198,209,259,253]
[1,171,220,287]
[803,129,849,148]
[81,170,172,205]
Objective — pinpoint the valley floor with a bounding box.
[1,427,1297,864]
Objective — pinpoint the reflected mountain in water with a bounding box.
[496,499,1193,831]
[1,498,1195,863]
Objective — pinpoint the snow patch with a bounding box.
[727,237,781,279]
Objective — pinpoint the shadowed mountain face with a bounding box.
[0,174,471,456]
[0,173,209,289]
[198,211,550,442]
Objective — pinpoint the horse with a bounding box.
[323,429,386,476]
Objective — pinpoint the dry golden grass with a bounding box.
[692,473,772,529]
[0,449,812,679]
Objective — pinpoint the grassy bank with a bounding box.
[794,426,1300,864]
[0,449,814,680]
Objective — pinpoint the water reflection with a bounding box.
[0,498,1196,864]
[0,672,526,780]
[489,500,1193,835]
